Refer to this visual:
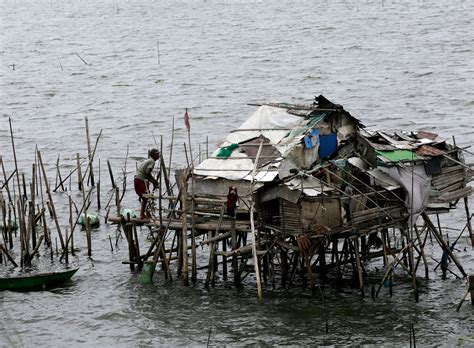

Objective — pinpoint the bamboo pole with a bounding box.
[37,150,65,249]
[405,228,418,301]
[250,141,264,303]
[159,136,163,226]
[52,130,102,192]
[422,212,467,277]
[184,112,198,283]
[107,159,116,189]
[69,195,75,256]
[125,214,134,271]
[118,144,129,204]
[144,187,183,281]
[463,197,474,246]
[231,218,239,285]
[376,243,410,297]
[77,153,92,256]
[85,116,95,187]
[133,223,142,271]
[58,187,94,262]
[30,163,36,249]
[55,154,65,191]
[168,116,174,183]
[353,237,364,297]
[0,243,17,267]
[21,172,28,204]
[205,204,225,287]
[181,171,189,285]
[97,159,101,210]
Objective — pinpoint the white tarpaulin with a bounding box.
[379,165,431,226]
[194,150,254,180]
[366,168,401,191]
[195,105,308,181]
[284,176,333,196]
[225,105,307,155]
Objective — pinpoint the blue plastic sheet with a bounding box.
[304,129,320,149]
[319,133,337,159]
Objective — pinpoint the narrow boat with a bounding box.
[0,268,79,291]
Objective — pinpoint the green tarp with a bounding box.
[376,149,421,162]
[216,143,239,158]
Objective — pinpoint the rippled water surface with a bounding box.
[1,0,473,346]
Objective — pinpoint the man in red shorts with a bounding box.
[134,148,160,219]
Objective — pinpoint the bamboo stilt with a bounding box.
[422,212,467,277]
[353,237,364,298]
[250,141,264,303]
[181,172,189,285]
[413,225,429,279]
[463,197,474,247]
[206,205,224,287]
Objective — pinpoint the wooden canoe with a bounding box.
[0,268,79,291]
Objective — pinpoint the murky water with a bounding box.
[1,0,473,346]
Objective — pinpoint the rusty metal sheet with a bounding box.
[239,135,281,167]
[415,145,446,157]
[415,130,438,140]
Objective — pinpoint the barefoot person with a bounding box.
[134,148,160,219]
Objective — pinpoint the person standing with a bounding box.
[134,148,160,219]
